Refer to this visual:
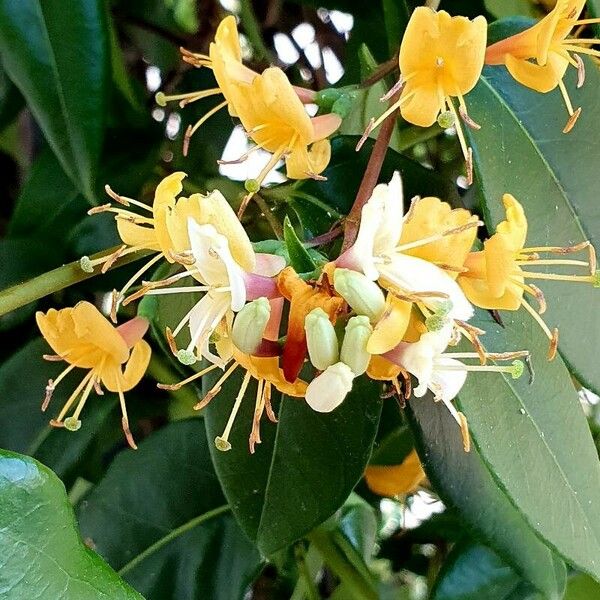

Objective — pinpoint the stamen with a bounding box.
[143,285,211,296]
[193,362,239,411]
[515,259,589,267]
[520,241,592,255]
[165,327,179,355]
[53,370,95,424]
[557,79,582,133]
[249,379,265,454]
[439,360,524,379]
[214,370,252,451]
[104,185,153,211]
[459,106,481,131]
[167,250,196,265]
[183,100,229,156]
[114,253,164,316]
[117,385,137,450]
[395,220,482,253]
[101,245,128,274]
[264,382,277,422]
[43,354,64,361]
[521,299,559,360]
[446,98,474,185]
[158,363,222,391]
[65,374,98,431]
[380,77,405,102]
[574,54,586,88]
[518,270,597,283]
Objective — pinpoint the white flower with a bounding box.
[305,362,355,413]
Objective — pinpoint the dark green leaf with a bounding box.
[0,63,23,131]
[408,393,566,598]
[338,493,378,562]
[0,0,109,199]
[78,420,261,600]
[484,0,541,19]
[204,372,382,555]
[432,541,522,600]
[381,0,410,55]
[467,19,600,394]
[0,449,142,599]
[283,215,317,273]
[457,309,600,582]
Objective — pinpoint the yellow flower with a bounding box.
[485,0,597,132]
[458,194,598,358]
[36,302,151,449]
[365,450,427,497]
[362,8,487,183]
[86,172,255,318]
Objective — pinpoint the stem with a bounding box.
[239,0,271,62]
[0,246,154,318]
[308,529,378,600]
[341,97,399,251]
[360,55,399,88]
[118,505,230,576]
[305,225,343,248]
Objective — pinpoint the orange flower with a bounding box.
[485,0,598,132]
[365,450,427,497]
[458,194,598,358]
[37,302,151,448]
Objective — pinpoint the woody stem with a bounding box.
[341,94,399,252]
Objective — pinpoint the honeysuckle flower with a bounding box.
[231,67,342,215]
[36,302,151,449]
[305,315,372,413]
[457,194,598,359]
[485,0,599,132]
[337,172,477,353]
[231,297,272,355]
[156,219,283,369]
[361,8,487,183]
[365,450,426,498]
[305,307,340,371]
[277,266,345,382]
[385,324,526,451]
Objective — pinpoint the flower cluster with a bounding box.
[36,7,599,454]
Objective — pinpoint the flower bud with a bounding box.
[305,307,339,370]
[305,362,354,413]
[340,316,373,376]
[231,297,271,354]
[333,268,385,322]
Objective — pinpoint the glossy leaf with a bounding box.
[467,19,600,394]
[78,419,261,600]
[457,309,600,581]
[0,449,142,599]
[204,371,382,555]
[283,215,317,273]
[408,393,566,598]
[0,0,109,199]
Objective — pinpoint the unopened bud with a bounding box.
[64,417,82,432]
[333,268,385,322]
[305,307,339,370]
[305,362,354,413]
[176,349,197,365]
[438,110,455,129]
[315,88,342,111]
[80,256,94,273]
[340,316,373,376]
[231,298,271,354]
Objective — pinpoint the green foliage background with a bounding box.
[1,0,600,599]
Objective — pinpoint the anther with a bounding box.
[42,381,55,412]
[356,118,375,151]
[459,106,481,130]
[166,327,178,355]
[548,329,559,361]
[574,54,586,88]
[87,203,112,215]
[563,107,582,133]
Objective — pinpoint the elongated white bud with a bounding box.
[305,307,339,370]
[333,268,385,322]
[231,297,271,354]
[305,362,354,413]
[340,316,373,376]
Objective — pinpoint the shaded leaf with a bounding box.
[204,372,382,555]
[0,0,109,199]
[283,215,317,273]
[78,419,261,600]
[0,449,141,599]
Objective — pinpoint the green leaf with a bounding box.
[484,0,541,19]
[283,215,317,273]
[299,136,459,217]
[467,19,600,394]
[432,542,523,600]
[564,574,600,600]
[0,338,117,486]
[78,419,261,600]
[0,63,23,131]
[0,0,109,200]
[381,0,410,55]
[338,493,378,562]
[0,449,142,599]
[408,393,566,598]
[204,372,382,555]
[457,309,600,582]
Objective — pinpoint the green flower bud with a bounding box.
[333,268,385,322]
[305,307,339,370]
[231,297,271,354]
[315,88,342,111]
[340,315,373,376]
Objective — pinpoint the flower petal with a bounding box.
[305,362,354,413]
